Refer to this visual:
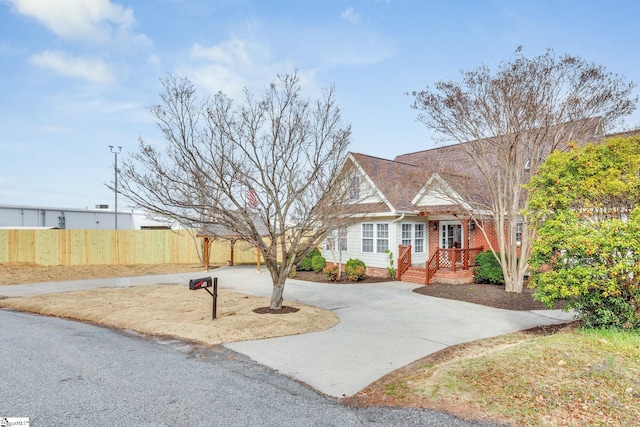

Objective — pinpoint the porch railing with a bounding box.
[397,244,412,280]
[426,247,484,285]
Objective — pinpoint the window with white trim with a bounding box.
[349,175,360,200]
[362,224,374,252]
[362,223,389,253]
[376,223,389,253]
[400,223,425,253]
[516,222,523,245]
[401,224,412,247]
[325,226,348,251]
[414,223,425,253]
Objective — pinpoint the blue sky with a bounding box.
[1,0,639,209]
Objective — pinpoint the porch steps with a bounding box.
[400,267,427,285]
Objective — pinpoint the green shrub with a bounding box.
[345,258,366,282]
[298,248,321,271]
[475,251,504,285]
[531,254,640,330]
[346,258,365,269]
[385,249,396,280]
[311,255,326,273]
[323,265,339,281]
[346,265,366,282]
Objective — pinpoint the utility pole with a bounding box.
[109,145,122,230]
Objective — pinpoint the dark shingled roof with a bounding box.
[352,117,606,214]
[350,153,430,212]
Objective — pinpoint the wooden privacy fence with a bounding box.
[0,229,259,266]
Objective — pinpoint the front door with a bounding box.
[440,222,463,249]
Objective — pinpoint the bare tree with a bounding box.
[119,72,353,309]
[410,48,636,293]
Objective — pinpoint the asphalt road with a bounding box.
[0,310,491,427]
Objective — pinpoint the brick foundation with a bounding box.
[325,262,392,279]
[432,269,475,285]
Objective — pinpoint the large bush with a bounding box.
[475,251,505,285]
[298,248,321,271]
[529,210,640,329]
[311,255,326,273]
[526,136,640,329]
[345,258,366,282]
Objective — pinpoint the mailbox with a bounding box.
[189,277,213,290]
[188,276,218,319]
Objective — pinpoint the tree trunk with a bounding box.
[270,277,285,309]
[504,259,525,293]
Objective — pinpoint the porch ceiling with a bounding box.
[417,204,471,217]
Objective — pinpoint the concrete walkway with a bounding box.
[1,265,574,398]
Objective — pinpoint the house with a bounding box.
[320,118,605,285]
[319,152,485,284]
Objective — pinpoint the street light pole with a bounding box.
[109,145,122,230]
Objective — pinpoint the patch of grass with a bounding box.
[390,328,640,426]
[384,379,411,398]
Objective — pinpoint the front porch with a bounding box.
[397,245,484,285]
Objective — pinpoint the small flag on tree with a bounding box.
[247,189,258,209]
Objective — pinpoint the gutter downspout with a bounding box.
[391,212,406,253]
[391,213,406,280]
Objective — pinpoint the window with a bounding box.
[414,224,425,253]
[362,224,374,252]
[401,224,412,247]
[401,223,425,253]
[376,224,389,253]
[362,223,389,253]
[349,175,360,200]
[325,226,348,252]
[516,222,523,245]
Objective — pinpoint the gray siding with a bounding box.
[0,205,136,229]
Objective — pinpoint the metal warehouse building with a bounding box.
[0,204,171,230]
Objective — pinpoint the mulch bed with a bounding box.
[293,270,563,311]
[291,270,391,284]
[252,306,300,314]
[413,282,565,311]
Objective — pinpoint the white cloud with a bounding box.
[341,7,360,24]
[29,50,115,84]
[183,36,314,99]
[6,0,149,46]
[147,54,161,67]
[191,38,254,67]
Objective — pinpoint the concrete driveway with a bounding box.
[214,267,573,398]
[1,265,573,399]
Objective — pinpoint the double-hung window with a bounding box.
[400,223,425,253]
[516,222,523,245]
[376,224,389,253]
[401,224,412,247]
[414,224,425,253]
[362,224,374,252]
[325,226,348,251]
[362,223,389,253]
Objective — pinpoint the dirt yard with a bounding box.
[0,263,339,346]
[0,262,206,286]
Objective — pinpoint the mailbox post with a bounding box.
[188,276,217,319]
